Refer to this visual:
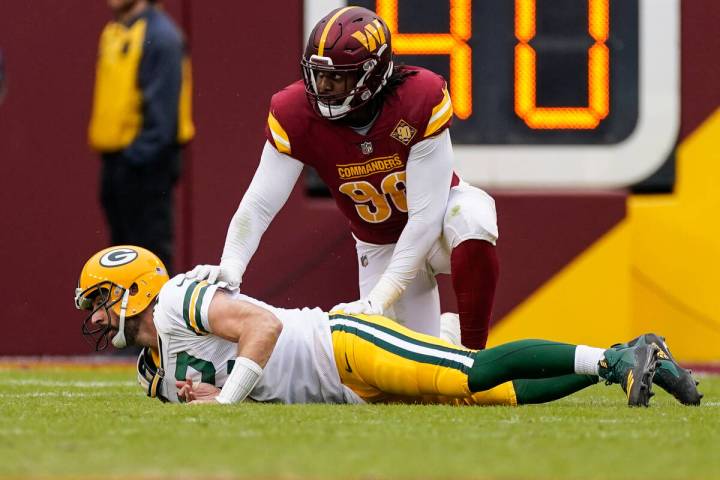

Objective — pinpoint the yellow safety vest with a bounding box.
[88,19,194,152]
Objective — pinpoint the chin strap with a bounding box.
[111,289,130,349]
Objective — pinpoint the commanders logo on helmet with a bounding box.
[301,7,394,119]
[75,245,168,350]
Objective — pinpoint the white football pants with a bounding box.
[355,183,498,337]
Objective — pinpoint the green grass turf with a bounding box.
[0,366,717,480]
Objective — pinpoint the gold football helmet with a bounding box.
[75,246,168,350]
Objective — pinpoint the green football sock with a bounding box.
[513,375,598,404]
[468,339,577,392]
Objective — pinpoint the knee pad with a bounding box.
[443,185,499,249]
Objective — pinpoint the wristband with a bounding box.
[216,357,263,404]
[367,275,404,311]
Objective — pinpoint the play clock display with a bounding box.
[357,0,638,145]
[307,0,679,187]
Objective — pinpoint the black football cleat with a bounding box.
[599,343,659,407]
[612,334,703,406]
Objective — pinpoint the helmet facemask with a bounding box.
[76,280,137,351]
[302,42,393,120]
[76,281,124,351]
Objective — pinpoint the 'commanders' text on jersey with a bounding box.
[265,66,458,245]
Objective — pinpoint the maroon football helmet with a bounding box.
[301,7,394,120]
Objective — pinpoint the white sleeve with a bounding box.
[158,276,220,336]
[220,141,304,282]
[367,129,454,310]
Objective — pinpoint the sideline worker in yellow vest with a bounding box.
[88,0,194,273]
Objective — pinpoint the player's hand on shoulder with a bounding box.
[184,264,221,283]
[183,264,241,289]
[331,298,384,316]
[330,302,349,313]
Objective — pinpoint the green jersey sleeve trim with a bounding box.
[181,280,217,335]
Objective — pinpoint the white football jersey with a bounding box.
[152,275,363,404]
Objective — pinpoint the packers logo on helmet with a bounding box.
[99,248,138,267]
[75,246,169,351]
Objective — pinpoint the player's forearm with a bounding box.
[209,296,283,405]
[369,216,444,309]
[220,191,275,277]
[215,312,281,405]
[235,311,282,368]
[220,142,304,280]
[368,131,454,309]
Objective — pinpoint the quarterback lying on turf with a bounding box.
[76,246,701,407]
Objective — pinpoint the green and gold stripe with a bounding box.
[182,281,211,335]
[329,314,474,373]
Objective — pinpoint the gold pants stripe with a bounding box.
[329,313,517,406]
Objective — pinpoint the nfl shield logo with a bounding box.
[360,141,373,155]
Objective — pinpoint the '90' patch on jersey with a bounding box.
[390,120,417,145]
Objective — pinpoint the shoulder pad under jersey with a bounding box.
[157,276,217,336]
[391,67,454,143]
[265,80,315,157]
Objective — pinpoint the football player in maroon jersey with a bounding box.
[188,6,499,349]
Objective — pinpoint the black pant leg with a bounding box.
[100,151,179,274]
[100,155,130,245]
[127,158,177,274]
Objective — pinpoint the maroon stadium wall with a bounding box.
[0,1,717,354]
[0,1,310,354]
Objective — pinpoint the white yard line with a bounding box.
[0,392,118,398]
[0,379,134,388]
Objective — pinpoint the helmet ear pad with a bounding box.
[302,7,394,119]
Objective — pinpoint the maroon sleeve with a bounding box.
[401,69,453,147]
[264,81,318,162]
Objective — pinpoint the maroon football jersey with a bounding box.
[265,66,457,245]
